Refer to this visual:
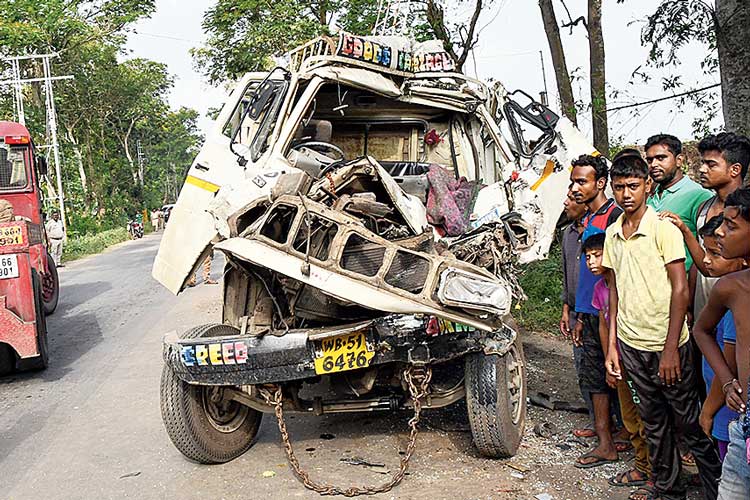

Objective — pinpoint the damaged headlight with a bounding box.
[437,268,511,316]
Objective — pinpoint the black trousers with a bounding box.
[619,340,721,500]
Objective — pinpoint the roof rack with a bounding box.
[287,36,337,74]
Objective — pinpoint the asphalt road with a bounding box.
[0,234,675,500]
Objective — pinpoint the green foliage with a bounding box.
[192,0,472,84]
[515,243,562,333]
[62,227,130,262]
[0,0,202,235]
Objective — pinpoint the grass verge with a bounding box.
[62,227,131,263]
[515,243,563,333]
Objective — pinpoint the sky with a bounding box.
[124,0,722,146]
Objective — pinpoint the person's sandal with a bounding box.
[609,469,647,487]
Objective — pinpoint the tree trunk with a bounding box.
[715,0,750,136]
[539,0,578,126]
[122,119,138,185]
[588,0,608,155]
[64,125,88,196]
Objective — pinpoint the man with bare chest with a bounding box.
[693,187,750,499]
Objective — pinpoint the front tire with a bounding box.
[20,270,49,371]
[465,339,526,458]
[160,324,262,464]
[42,252,59,315]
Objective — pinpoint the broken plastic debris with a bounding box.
[510,472,525,479]
[535,494,553,500]
[262,470,277,478]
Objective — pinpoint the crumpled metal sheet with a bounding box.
[437,268,512,315]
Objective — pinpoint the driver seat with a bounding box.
[294,119,333,143]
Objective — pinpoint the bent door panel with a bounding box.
[152,73,285,294]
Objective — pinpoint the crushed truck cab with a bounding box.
[153,33,600,473]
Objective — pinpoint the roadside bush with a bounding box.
[62,227,130,262]
[515,243,563,333]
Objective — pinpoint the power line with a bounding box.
[606,83,720,112]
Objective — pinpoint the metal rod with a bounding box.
[0,75,75,85]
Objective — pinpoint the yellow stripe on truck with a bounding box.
[185,175,220,193]
[530,160,556,191]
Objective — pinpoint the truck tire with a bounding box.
[465,339,526,458]
[21,270,49,371]
[160,324,262,464]
[43,252,59,315]
[0,344,15,376]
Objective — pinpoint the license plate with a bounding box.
[314,331,374,375]
[0,226,23,246]
[0,254,19,280]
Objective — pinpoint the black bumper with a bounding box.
[163,315,516,386]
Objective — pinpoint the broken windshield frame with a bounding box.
[228,67,291,164]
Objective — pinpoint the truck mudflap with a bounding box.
[163,315,517,386]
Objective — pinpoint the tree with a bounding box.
[194,0,489,83]
[538,0,609,153]
[538,0,577,126]
[587,0,608,154]
[641,0,750,136]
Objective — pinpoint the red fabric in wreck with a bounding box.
[425,165,482,236]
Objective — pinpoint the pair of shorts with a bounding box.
[577,312,609,394]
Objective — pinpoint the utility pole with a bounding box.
[539,50,549,106]
[0,54,73,234]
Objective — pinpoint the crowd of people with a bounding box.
[559,132,750,500]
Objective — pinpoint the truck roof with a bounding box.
[0,121,31,140]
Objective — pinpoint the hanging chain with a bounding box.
[259,366,432,497]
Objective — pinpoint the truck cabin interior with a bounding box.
[286,82,482,181]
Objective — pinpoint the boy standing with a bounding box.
[695,215,742,461]
[569,154,623,468]
[693,188,750,499]
[603,155,721,500]
[584,232,652,493]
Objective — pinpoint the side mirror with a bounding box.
[36,156,48,177]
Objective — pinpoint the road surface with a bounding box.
[0,234,696,500]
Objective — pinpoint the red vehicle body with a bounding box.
[0,121,60,374]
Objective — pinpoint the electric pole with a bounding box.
[0,53,73,234]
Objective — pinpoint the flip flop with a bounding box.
[574,452,619,469]
[628,484,654,500]
[609,469,648,487]
[572,428,596,438]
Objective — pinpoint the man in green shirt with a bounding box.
[645,134,713,271]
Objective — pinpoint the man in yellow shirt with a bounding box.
[602,154,721,500]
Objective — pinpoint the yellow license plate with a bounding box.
[314,331,374,375]
[0,226,23,246]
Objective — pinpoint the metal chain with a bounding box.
[259,366,432,497]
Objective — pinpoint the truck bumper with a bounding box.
[163,315,517,386]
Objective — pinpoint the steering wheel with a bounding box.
[292,141,346,162]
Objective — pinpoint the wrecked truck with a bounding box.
[152,33,599,483]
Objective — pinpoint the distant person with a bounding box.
[45,210,65,267]
[603,154,721,500]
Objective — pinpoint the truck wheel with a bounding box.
[42,252,59,315]
[465,339,526,458]
[160,324,262,464]
[21,270,49,371]
[0,344,15,376]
